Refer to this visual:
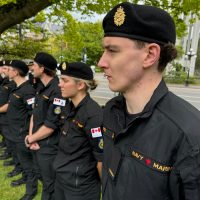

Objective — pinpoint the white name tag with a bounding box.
[27,97,35,105]
[53,98,66,106]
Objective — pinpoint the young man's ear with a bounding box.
[143,43,160,69]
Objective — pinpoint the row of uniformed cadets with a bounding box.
[1,2,200,200]
[0,53,103,200]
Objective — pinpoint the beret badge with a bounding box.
[62,62,67,70]
[114,6,126,26]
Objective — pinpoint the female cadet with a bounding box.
[53,62,103,200]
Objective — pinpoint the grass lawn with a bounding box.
[0,146,42,200]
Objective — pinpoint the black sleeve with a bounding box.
[23,87,35,115]
[179,152,200,200]
[44,90,65,130]
[84,110,103,162]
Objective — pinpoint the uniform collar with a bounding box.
[44,76,58,88]
[141,79,168,116]
[104,79,169,134]
[68,93,90,113]
[39,76,58,92]
[113,79,168,114]
[14,80,29,90]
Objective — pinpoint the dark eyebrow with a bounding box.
[103,44,120,50]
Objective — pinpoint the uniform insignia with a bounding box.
[98,139,103,149]
[109,168,114,178]
[114,6,126,26]
[91,127,102,138]
[72,119,84,128]
[53,98,66,106]
[54,106,61,114]
[42,95,49,100]
[103,127,115,140]
[62,62,67,70]
[131,150,172,173]
[27,97,35,105]
[77,122,83,128]
[62,130,67,135]
[3,86,8,90]
[13,93,20,98]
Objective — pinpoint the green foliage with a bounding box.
[0,0,17,6]
[0,20,47,59]
[0,0,200,40]
[44,11,103,65]
[0,0,199,62]
[164,62,200,84]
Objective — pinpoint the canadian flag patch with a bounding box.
[91,127,102,138]
[27,97,35,105]
[53,98,66,106]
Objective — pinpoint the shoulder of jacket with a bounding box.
[157,92,200,145]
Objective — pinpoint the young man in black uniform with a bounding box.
[0,61,23,178]
[7,60,37,200]
[27,61,43,91]
[98,2,200,200]
[0,61,4,85]
[25,52,66,200]
[0,61,13,152]
[53,62,103,200]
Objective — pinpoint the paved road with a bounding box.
[91,73,200,110]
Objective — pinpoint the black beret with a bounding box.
[34,52,57,71]
[58,61,93,80]
[103,2,176,44]
[10,60,28,75]
[0,60,11,67]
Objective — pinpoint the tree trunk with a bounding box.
[0,0,53,35]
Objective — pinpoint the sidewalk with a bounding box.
[95,72,200,89]
[167,83,200,89]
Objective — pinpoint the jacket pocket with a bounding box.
[114,147,172,200]
[107,146,122,183]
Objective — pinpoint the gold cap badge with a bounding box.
[114,6,126,26]
[62,62,67,70]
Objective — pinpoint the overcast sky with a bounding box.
[71,11,105,22]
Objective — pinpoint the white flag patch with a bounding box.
[53,98,66,106]
[27,97,35,105]
[91,127,102,138]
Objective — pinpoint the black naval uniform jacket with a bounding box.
[6,81,35,142]
[32,77,64,153]
[0,78,16,126]
[53,94,103,190]
[102,80,200,200]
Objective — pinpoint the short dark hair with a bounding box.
[37,63,56,77]
[15,68,27,77]
[133,40,177,72]
[158,43,177,72]
[43,67,56,77]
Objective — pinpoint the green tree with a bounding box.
[44,11,103,65]
[0,0,200,37]
[78,22,103,65]
[0,16,49,59]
